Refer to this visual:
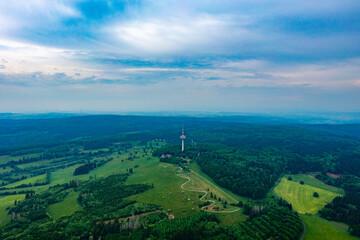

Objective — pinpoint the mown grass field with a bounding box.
[126,156,203,218]
[47,190,82,219]
[284,174,344,195]
[302,215,359,240]
[5,174,46,188]
[17,159,53,169]
[0,194,25,226]
[0,153,42,165]
[187,162,248,225]
[189,162,248,203]
[127,157,248,224]
[274,177,342,214]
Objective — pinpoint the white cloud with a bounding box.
[0,0,80,32]
[106,14,252,55]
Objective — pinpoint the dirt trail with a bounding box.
[176,170,240,213]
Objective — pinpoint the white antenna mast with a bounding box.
[180,126,186,152]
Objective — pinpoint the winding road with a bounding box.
[176,169,241,213]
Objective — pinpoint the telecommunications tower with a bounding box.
[180,127,186,152]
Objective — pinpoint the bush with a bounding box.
[287,176,293,181]
[300,181,304,185]
[313,192,319,198]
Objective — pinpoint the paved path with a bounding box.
[176,169,240,213]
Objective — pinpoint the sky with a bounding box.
[0,0,359,113]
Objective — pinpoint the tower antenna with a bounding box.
[180,126,186,152]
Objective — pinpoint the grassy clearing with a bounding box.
[126,158,202,218]
[47,190,82,219]
[284,174,344,195]
[189,162,249,203]
[186,163,248,225]
[127,156,247,224]
[302,215,359,240]
[17,159,53,169]
[274,177,342,214]
[0,147,145,194]
[0,194,25,226]
[0,166,12,174]
[0,153,42,165]
[4,174,46,188]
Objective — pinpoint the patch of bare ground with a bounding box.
[327,172,341,178]
[102,210,160,224]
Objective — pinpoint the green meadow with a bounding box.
[302,215,359,240]
[47,190,82,219]
[284,174,344,194]
[127,157,247,224]
[0,153,42,165]
[0,194,25,226]
[4,174,46,188]
[274,176,342,214]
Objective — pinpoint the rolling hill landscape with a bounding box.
[0,115,359,239]
[1,0,359,239]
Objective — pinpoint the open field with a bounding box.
[5,174,46,188]
[47,190,82,219]
[284,174,344,195]
[17,159,54,169]
[178,163,248,225]
[127,157,247,224]
[189,162,249,203]
[302,215,359,240]
[0,146,147,194]
[274,177,342,214]
[0,166,12,174]
[126,158,203,218]
[0,153,42,165]
[0,194,25,226]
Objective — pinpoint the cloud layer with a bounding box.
[0,0,359,112]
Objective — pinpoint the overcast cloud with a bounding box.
[0,0,359,113]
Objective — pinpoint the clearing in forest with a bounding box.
[0,194,25,226]
[47,190,83,219]
[302,215,359,240]
[274,177,342,214]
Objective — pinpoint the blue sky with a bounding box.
[0,0,359,113]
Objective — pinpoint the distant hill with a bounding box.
[300,124,360,139]
[0,114,359,149]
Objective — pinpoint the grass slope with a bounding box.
[126,159,203,218]
[274,177,342,214]
[0,194,25,226]
[5,174,46,188]
[302,215,359,240]
[47,190,82,219]
[284,174,344,195]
